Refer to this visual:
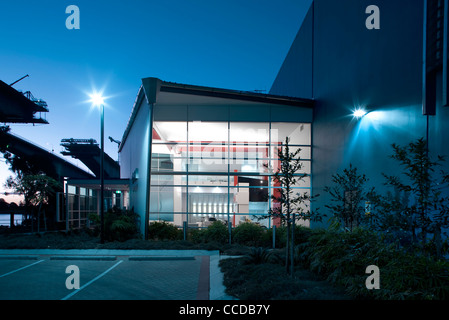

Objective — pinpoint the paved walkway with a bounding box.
[0,249,237,300]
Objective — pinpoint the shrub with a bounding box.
[294,225,313,245]
[188,228,206,244]
[262,225,312,249]
[298,227,449,300]
[220,257,349,300]
[244,247,272,264]
[203,221,228,244]
[232,222,265,246]
[110,215,138,242]
[102,209,140,242]
[148,221,182,241]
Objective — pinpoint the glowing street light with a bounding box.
[89,92,105,244]
[89,93,104,106]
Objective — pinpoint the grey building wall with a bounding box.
[119,92,151,236]
[271,0,449,226]
[270,4,314,99]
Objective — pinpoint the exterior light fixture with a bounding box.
[89,93,104,106]
[353,108,368,118]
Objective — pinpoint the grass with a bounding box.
[219,256,351,300]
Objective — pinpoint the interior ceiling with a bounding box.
[153,121,308,144]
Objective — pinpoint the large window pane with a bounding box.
[153,121,187,143]
[187,157,229,173]
[188,121,228,143]
[271,146,311,160]
[271,122,311,145]
[230,122,269,144]
[149,119,311,228]
[150,174,186,186]
[149,185,187,221]
[188,175,228,186]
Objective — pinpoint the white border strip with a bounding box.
[61,260,124,300]
[0,260,45,278]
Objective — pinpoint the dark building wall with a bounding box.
[271,0,449,226]
[270,4,314,99]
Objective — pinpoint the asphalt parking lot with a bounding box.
[0,249,230,300]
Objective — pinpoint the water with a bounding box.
[0,213,23,227]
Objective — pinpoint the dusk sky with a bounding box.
[0,0,312,201]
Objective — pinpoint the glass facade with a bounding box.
[150,120,311,228]
[64,184,129,229]
[66,186,98,229]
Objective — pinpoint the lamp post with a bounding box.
[90,93,105,244]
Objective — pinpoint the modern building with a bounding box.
[270,0,449,227]
[118,78,314,237]
[114,0,449,237]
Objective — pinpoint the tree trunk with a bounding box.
[286,185,291,276]
[285,220,290,275]
[37,202,42,233]
[43,208,47,232]
[434,224,442,259]
[290,212,296,278]
[31,207,34,233]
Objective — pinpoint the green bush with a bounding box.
[188,228,206,244]
[102,209,140,242]
[148,221,182,241]
[297,227,449,300]
[294,225,313,245]
[232,222,265,246]
[262,225,312,248]
[203,221,228,244]
[220,257,349,300]
[244,247,272,264]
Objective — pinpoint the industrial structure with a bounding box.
[0,79,48,124]
[60,138,120,179]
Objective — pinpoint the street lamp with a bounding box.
[89,93,105,244]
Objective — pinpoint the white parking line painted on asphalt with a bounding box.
[61,260,124,300]
[0,259,45,278]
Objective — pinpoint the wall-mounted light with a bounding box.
[353,108,368,119]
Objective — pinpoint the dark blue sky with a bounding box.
[0,0,312,198]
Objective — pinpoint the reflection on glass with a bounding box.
[153,121,187,142]
[271,122,311,145]
[189,121,228,143]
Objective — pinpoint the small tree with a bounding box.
[324,164,375,231]
[264,137,322,276]
[381,138,449,257]
[5,172,60,232]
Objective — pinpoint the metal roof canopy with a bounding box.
[119,77,314,152]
